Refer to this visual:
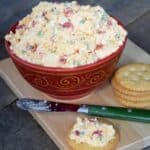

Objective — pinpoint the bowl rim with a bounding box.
[5,17,127,73]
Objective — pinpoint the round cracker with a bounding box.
[114,63,150,92]
[113,94,150,108]
[112,88,150,102]
[111,77,150,96]
[67,117,119,150]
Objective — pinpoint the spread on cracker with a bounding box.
[67,117,119,150]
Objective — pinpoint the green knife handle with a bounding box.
[88,105,150,123]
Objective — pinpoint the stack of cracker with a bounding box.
[111,63,150,108]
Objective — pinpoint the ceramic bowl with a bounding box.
[5,18,127,100]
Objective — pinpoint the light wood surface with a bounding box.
[0,39,150,150]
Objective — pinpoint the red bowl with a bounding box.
[5,17,127,100]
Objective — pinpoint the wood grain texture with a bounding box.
[0,39,150,150]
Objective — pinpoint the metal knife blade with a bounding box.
[16,98,80,112]
[16,98,150,123]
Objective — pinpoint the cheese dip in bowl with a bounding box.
[5,1,127,100]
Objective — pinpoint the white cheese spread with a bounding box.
[5,1,127,68]
[69,117,115,147]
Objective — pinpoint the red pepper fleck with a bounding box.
[92,130,102,136]
[94,44,103,51]
[62,22,74,28]
[32,20,36,27]
[31,44,37,52]
[64,7,73,17]
[16,24,25,30]
[107,19,112,26]
[59,55,67,64]
[75,130,80,136]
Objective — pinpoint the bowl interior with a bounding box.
[5,17,127,73]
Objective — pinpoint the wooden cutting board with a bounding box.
[0,39,150,150]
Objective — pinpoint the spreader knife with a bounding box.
[16,98,150,123]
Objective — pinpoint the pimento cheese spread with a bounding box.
[5,1,127,68]
[69,117,115,147]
